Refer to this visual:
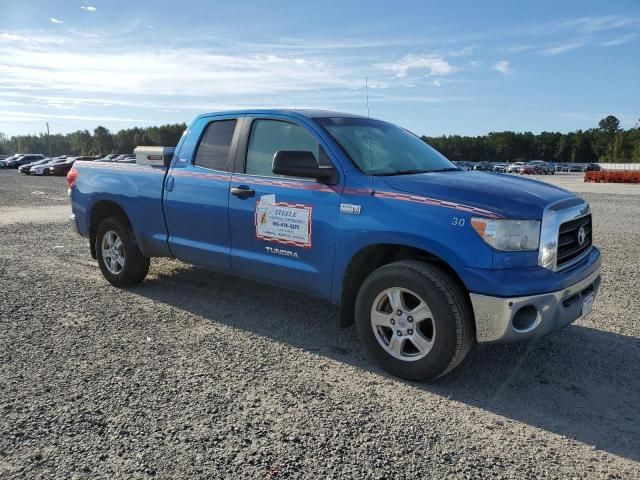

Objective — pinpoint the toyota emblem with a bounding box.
[577,226,586,246]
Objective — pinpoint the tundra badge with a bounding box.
[265,246,299,258]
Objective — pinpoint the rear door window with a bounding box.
[193,119,237,171]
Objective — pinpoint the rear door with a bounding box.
[163,114,241,271]
[228,115,343,298]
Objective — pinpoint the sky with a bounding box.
[0,0,639,138]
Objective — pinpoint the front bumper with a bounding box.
[470,265,601,343]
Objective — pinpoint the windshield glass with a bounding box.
[317,117,456,175]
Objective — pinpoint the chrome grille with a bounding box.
[557,214,592,269]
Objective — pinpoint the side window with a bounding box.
[193,119,237,171]
[246,120,321,177]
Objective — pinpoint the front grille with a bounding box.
[557,214,592,269]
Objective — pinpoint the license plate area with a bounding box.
[581,293,594,317]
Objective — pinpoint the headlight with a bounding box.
[471,218,540,251]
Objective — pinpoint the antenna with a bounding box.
[365,76,370,118]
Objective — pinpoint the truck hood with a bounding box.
[379,171,575,219]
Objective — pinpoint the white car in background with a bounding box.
[30,157,67,175]
[506,162,525,173]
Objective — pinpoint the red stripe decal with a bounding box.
[79,164,502,219]
[343,187,503,219]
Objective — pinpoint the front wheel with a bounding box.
[355,261,474,381]
[96,217,149,287]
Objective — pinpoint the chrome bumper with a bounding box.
[68,214,81,236]
[470,266,601,343]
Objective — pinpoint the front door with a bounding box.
[228,116,342,298]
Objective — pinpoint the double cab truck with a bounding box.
[68,110,601,380]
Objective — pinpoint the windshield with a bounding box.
[317,117,456,175]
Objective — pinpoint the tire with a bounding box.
[95,216,149,287]
[355,260,474,381]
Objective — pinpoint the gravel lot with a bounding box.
[1,169,639,479]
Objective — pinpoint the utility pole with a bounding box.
[46,122,51,157]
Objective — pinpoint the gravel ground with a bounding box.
[0,170,68,207]
[1,169,639,479]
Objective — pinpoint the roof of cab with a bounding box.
[195,109,370,121]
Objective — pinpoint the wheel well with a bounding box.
[89,201,132,259]
[339,244,468,327]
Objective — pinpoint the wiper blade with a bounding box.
[380,168,461,176]
[383,169,429,176]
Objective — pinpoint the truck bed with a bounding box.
[71,161,171,258]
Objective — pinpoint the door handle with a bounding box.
[165,175,175,192]
[230,186,255,199]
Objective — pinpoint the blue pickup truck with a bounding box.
[68,110,601,380]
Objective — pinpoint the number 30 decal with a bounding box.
[452,217,466,227]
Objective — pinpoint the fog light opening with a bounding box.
[512,305,539,332]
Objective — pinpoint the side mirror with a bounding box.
[272,150,334,180]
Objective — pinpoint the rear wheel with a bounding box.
[96,217,149,287]
[355,261,474,381]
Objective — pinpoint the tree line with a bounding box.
[424,116,640,163]
[0,124,187,157]
[1,115,638,163]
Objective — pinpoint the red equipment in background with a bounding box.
[585,171,640,183]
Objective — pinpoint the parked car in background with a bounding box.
[0,153,44,168]
[521,163,545,175]
[18,157,58,174]
[452,161,472,171]
[117,155,136,163]
[527,160,555,174]
[30,157,68,175]
[569,164,585,172]
[492,163,507,173]
[96,154,121,162]
[0,154,20,168]
[473,161,493,171]
[0,154,16,165]
[585,163,601,171]
[506,162,524,173]
[113,154,136,162]
[47,156,96,176]
[4,154,45,169]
